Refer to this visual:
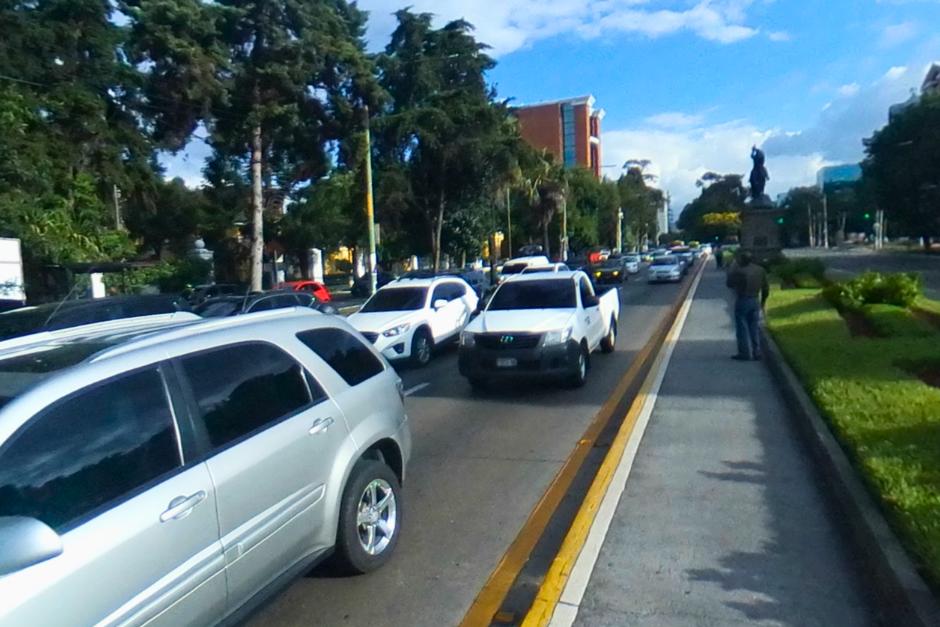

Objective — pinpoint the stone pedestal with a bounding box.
[740,195,785,263]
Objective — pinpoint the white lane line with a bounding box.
[549,267,705,627]
[403,382,430,397]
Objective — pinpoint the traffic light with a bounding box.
[776,216,785,225]
[864,212,872,220]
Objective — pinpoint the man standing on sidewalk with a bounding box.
[726,250,769,361]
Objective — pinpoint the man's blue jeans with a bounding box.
[734,296,762,359]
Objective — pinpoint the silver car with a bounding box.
[0,308,410,626]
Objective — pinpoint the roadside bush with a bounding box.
[823,271,922,310]
[862,304,936,338]
[770,257,826,288]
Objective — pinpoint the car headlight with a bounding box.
[383,323,411,337]
[543,325,573,346]
[460,330,475,347]
[613,271,620,276]
[594,271,602,278]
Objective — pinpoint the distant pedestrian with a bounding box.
[714,245,723,269]
[726,250,769,361]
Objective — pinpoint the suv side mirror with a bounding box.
[0,516,63,575]
[433,299,448,311]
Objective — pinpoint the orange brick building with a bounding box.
[515,95,605,178]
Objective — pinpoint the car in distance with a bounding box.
[622,254,642,274]
[592,257,632,285]
[348,276,479,367]
[184,283,246,305]
[194,290,338,317]
[277,280,333,302]
[648,256,683,283]
[521,263,570,274]
[498,255,551,282]
[458,271,620,388]
[0,309,411,626]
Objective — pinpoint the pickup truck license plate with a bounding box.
[496,357,518,368]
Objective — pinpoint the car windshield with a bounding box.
[522,266,555,274]
[195,299,242,317]
[0,307,52,341]
[602,259,623,268]
[652,257,678,266]
[501,263,528,275]
[624,256,640,263]
[360,287,428,312]
[488,280,576,310]
[0,342,114,409]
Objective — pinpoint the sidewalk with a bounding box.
[561,267,876,626]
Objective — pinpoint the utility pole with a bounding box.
[112,184,124,231]
[505,187,512,258]
[362,106,377,296]
[821,190,830,249]
[807,204,815,248]
[561,200,568,262]
[616,208,624,253]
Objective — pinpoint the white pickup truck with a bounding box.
[458,270,620,388]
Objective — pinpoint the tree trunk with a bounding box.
[432,194,445,272]
[542,220,551,260]
[807,206,814,247]
[299,248,311,280]
[250,124,264,292]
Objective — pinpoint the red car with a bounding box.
[277,280,332,302]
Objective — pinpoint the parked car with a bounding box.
[591,257,631,285]
[351,272,397,298]
[0,295,191,345]
[671,247,695,273]
[648,256,683,283]
[348,275,479,367]
[458,271,620,388]
[0,309,411,626]
[521,263,570,274]
[400,269,489,297]
[194,290,338,318]
[184,283,246,305]
[277,280,333,302]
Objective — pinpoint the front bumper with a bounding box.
[458,339,581,380]
[362,331,411,361]
[594,273,624,284]
[649,272,681,282]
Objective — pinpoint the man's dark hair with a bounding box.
[738,250,753,266]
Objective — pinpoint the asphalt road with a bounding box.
[246,268,689,627]
[786,247,940,298]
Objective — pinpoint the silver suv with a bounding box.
[0,309,411,626]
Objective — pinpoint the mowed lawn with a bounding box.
[766,287,940,589]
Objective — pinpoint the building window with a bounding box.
[561,104,576,167]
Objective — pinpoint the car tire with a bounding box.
[600,319,617,354]
[331,459,403,575]
[568,344,589,388]
[410,328,433,368]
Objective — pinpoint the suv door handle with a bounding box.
[160,491,207,523]
[309,417,335,436]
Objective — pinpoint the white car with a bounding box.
[459,271,620,388]
[348,276,479,367]
[498,255,552,282]
[622,255,641,274]
[521,263,570,274]
[648,256,683,283]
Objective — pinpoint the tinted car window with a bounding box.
[488,280,577,310]
[360,287,428,313]
[248,295,298,313]
[580,279,599,307]
[180,343,312,450]
[297,328,384,386]
[0,368,180,531]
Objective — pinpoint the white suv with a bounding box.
[348,276,479,367]
[0,309,410,626]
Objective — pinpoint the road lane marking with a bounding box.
[524,265,705,627]
[459,265,703,627]
[404,382,430,397]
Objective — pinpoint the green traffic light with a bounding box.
[776,217,784,225]
[864,213,871,220]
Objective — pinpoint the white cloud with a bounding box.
[359,0,761,56]
[767,30,791,42]
[603,121,828,211]
[837,82,860,97]
[644,111,707,128]
[883,65,909,81]
[879,21,920,49]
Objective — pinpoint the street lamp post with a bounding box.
[362,106,377,295]
[616,208,624,253]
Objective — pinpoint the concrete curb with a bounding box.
[761,327,940,627]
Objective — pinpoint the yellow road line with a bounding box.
[459,270,701,627]
[521,264,704,627]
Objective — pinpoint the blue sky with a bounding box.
[163,0,940,209]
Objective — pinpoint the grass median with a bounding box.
[766,286,940,590]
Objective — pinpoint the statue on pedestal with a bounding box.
[748,146,772,207]
[740,146,784,260]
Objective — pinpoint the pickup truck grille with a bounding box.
[476,333,542,350]
[360,332,379,344]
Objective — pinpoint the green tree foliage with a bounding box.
[375,10,514,270]
[678,172,746,241]
[566,167,618,252]
[617,164,662,249]
[863,92,940,247]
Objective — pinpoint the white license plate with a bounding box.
[496,358,518,368]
